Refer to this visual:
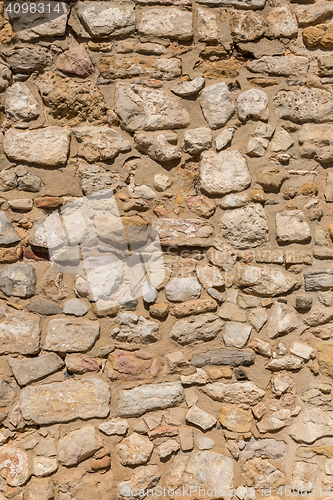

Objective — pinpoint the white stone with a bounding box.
[289,341,314,360]
[237,89,268,121]
[186,405,217,430]
[248,308,268,331]
[194,431,215,450]
[72,125,131,162]
[32,457,58,477]
[276,210,311,244]
[154,173,171,191]
[157,439,180,458]
[0,303,40,355]
[235,264,297,296]
[76,1,135,37]
[289,408,333,443]
[44,318,100,353]
[5,83,40,123]
[99,418,129,436]
[200,150,251,195]
[183,127,212,155]
[247,136,269,156]
[58,425,102,466]
[171,77,205,97]
[223,322,252,348]
[203,381,265,405]
[267,302,299,339]
[291,462,317,492]
[215,127,235,151]
[220,204,269,249]
[270,129,294,152]
[137,8,193,40]
[165,277,201,302]
[200,83,235,129]
[198,8,219,42]
[266,6,298,38]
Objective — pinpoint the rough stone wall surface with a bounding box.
[0,0,333,498]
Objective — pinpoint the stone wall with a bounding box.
[0,0,332,498]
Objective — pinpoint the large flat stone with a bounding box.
[275,88,333,123]
[247,56,309,80]
[117,382,183,417]
[99,55,181,80]
[169,313,223,345]
[299,123,333,163]
[0,302,40,355]
[76,1,135,37]
[44,318,100,353]
[137,8,193,40]
[191,349,255,367]
[304,270,333,291]
[202,381,265,405]
[197,0,265,7]
[8,353,64,386]
[200,150,251,195]
[115,83,190,132]
[289,408,333,444]
[221,204,269,249]
[20,378,110,424]
[4,127,70,166]
[152,218,213,247]
[200,83,235,129]
[235,264,297,296]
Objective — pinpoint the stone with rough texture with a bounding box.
[137,8,193,40]
[171,77,205,97]
[276,210,311,244]
[5,82,40,123]
[241,458,286,489]
[111,312,160,344]
[200,150,251,196]
[152,218,213,247]
[235,264,297,296]
[186,405,217,430]
[0,303,40,355]
[100,55,181,80]
[220,404,252,432]
[266,6,298,39]
[289,408,333,444]
[247,56,309,80]
[134,131,181,162]
[165,277,201,302]
[72,125,131,162]
[237,89,268,121]
[58,425,102,466]
[20,378,110,424]
[76,1,135,37]
[116,83,190,132]
[99,418,129,436]
[275,88,333,123]
[0,263,36,298]
[184,128,212,156]
[318,343,333,377]
[117,382,183,417]
[117,432,154,466]
[203,381,265,405]
[241,438,288,460]
[267,302,299,339]
[291,461,316,492]
[221,204,269,249]
[0,212,20,245]
[0,445,30,486]
[116,465,161,500]
[200,83,235,129]
[299,124,333,163]
[170,313,223,345]
[192,349,255,367]
[8,353,64,386]
[4,127,70,166]
[44,318,100,353]
[231,11,264,42]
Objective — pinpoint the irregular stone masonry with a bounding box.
[0,0,332,498]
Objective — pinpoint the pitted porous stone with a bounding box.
[20,378,110,424]
[0,303,40,355]
[76,1,136,37]
[117,382,183,417]
[220,204,269,249]
[275,88,333,123]
[237,89,269,121]
[200,82,235,129]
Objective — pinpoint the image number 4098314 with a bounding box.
[4,0,71,32]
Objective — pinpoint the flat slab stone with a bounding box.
[20,378,110,424]
[117,382,183,417]
[137,8,193,40]
[289,408,333,444]
[202,381,265,405]
[304,270,333,291]
[99,55,181,80]
[152,218,213,247]
[191,349,255,367]
[76,1,135,37]
[44,318,100,353]
[0,302,40,355]
[200,150,251,195]
[170,313,223,345]
[274,88,333,123]
[8,353,64,386]
[4,127,70,166]
[197,0,265,8]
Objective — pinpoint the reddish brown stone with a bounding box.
[154,205,170,217]
[0,246,22,263]
[90,455,111,470]
[34,197,61,209]
[107,350,160,381]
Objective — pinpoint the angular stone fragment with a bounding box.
[4,127,70,166]
[116,83,190,132]
[289,408,333,444]
[183,128,212,155]
[76,1,135,37]
[220,404,252,432]
[299,123,333,163]
[134,131,181,161]
[56,44,94,77]
[0,263,36,298]
[137,8,193,40]
[249,308,268,331]
[99,418,129,436]
[295,1,333,26]
[20,378,110,424]
[198,8,219,42]
[0,303,40,355]
[231,11,264,42]
[275,88,333,123]
[241,458,286,489]
[172,77,205,97]
[0,212,20,246]
[247,136,268,157]
[247,56,309,80]
[117,433,153,466]
[215,127,235,151]
[170,313,223,345]
[237,89,268,121]
[192,349,255,367]
[32,457,58,478]
[266,355,303,371]
[203,381,265,405]
[17,2,69,41]
[235,264,297,296]
[100,55,181,80]
[290,341,314,360]
[304,270,333,291]
[241,438,288,460]
[5,46,53,73]
[72,125,131,163]
[291,461,316,492]
[44,318,100,353]
[257,409,291,433]
[186,405,217,430]
[200,150,251,195]
[117,382,183,417]
[25,477,55,500]
[5,82,40,123]
[267,302,299,339]
[221,204,269,249]
[166,277,201,302]
[8,353,64,386]
[266,6,298,38]
[111,312,159,344]
[116,465,161,500]
[0,445,30,486]
[58,425,102,466]
[271,129,293,152]
[200,83,235,129]
[223,322,251,348]
[276,210,311,244]
[152,218,213,247]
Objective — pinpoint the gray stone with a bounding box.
[63,299,89,317]
[271,129,294,152]
[275,88,333,123]
[76,1,135,37]
[202,381,265,405]
[73,125,131,163]
[26,300,62,316]
[223,322,252,348]
[4,127,70,166]
[171,77,205,97]
[247,136,268,157]
[165,277,201,302]
[134,131,181,161]
[200,83,235,129]
[77,163,122,195]
[184,128,212,155]
[0,264,36,298]
[200,150,251,195]
[237,89,268,121]
[0,303,40,355]
[235,264,297,296]
[5,82,40,123]
[192,349,255,367]
[116,83,190,132]
[20,378,110,424]
[289,408,333,444]
[0,212,21,246]
[221,204,269,249]
[18,172,42,192]
[117,382,183,417]
[8,353,64,386]
[197,0,265,8]
[170,313,223,345]
[44,318,100,353]
[111,312,159,343]
[0,378,16,407]
[17,3,70,41]
[304,270,333,291]
[241,438,288,460]
[247,56,309,80]
[276,210,311,244]
[58,425,102,466]
[5,46,53,73]
[248,307,268,331]
[152,218,213,247]
[137,8,193,40]
[0,63,11,92]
